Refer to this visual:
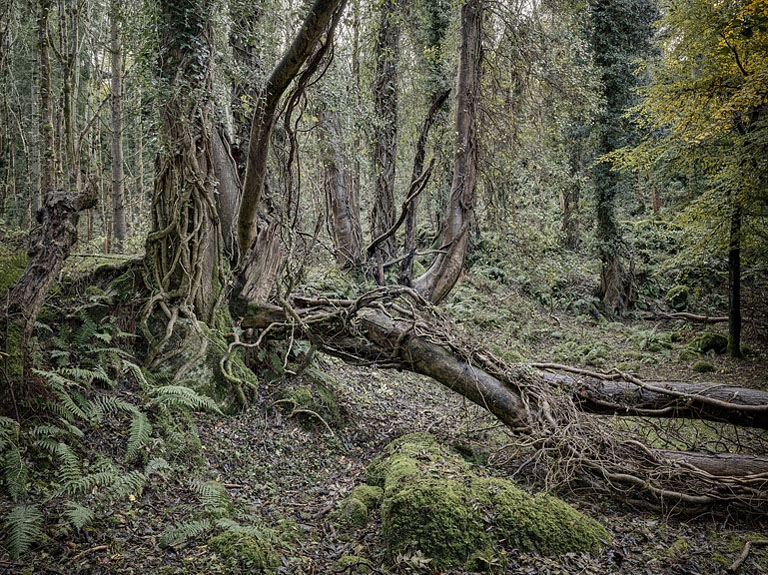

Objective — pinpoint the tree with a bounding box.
[110,0,126,251]
[412,0,482,304]
[619,0,768,357]
[587,0,657,313]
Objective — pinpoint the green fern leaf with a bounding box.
[3,505,43,558]
[1,446,27,501]
[126,411,152,461]
[149,385,222,413]
[63,502,95,531]
[190,479,230,509]
[55,442,82,486]
[105,470,147,500]
[65,470,115,496]
[159,519,211,548]
[145,457,171,477]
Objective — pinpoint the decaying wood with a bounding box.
[240,288,768,513]
[6,188,97,339]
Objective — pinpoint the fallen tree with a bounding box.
[238,287,768,514]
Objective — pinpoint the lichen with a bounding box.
[367,433,610,571]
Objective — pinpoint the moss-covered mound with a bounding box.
[690,332,728,355]
[367,433,609,571]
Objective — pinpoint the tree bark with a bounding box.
[237,0,346,258]
[540,372,768,430]
[728,202,742,358]
[110,0,126,251]
[319,108,362,269]
[5,189,96,339]
[412,0,481,304]
[369,0,400,281]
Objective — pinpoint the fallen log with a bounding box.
[644,311,729,323]
[239,291,768,511]
[539,371,768,430]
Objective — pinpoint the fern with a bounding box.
[159,519,212,548]
[1,446,27,501]
[64,470,115,497]
[63,502,95,531]
[126,411,152,461]
[190,479,230,510]
[55,442,82,486]
[105,469,147,500]
[149,385,222,413]
[3,505,43,558]
[145,457,171,477]
[88,395,138,423]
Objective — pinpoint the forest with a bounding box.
[1,0,767,572]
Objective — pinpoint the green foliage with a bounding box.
[63,502,96,531]
[148,384,223,413]
[0,251,28,296]
[3,505,43,558]
[126,411,152,461]
[159,519,213,548]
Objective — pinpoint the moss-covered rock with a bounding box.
[690,332,728,355]
[338,485,384,529]
[679,349,699,361]
[367,433,609,571]
[665,285,689,311]
[208,530,279,573]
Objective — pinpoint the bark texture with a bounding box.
[412,0,481,304]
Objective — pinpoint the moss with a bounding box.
[691,332,728,355]
[208,530,279,573]
[368,433,609,571]
[0,251,28,297]
[665,285,689,311]
[338,497,369,528]
[337,555,372,574]
[692,360,715,373]
[679,349,699,361]
[663,538,690,559]
[350,485,383,509]
[281,380,344,430]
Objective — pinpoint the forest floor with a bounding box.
[5,267,768,575]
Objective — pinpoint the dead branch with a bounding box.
[645,311,729,323]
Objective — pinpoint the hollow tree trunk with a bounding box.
[412,0,481,304]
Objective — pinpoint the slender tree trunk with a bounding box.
[37,0,55,198]
[412,0,481,304]
[728,202,742,358]
[110,0,126,251]
[369,0,399,282]
[237,0,346,258]
[319,108,362,269]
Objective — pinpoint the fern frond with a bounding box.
[105,470,146,500]
[148,385,222,414]
[145,457,171,477]
[63,502,95,531]
[74,313,98,347]
[0,446,27,501]
[189,479,230,509]
[3,505,43,558]
[126,411,152,461]
[55,442,82,485]
[159,519,212,548]
[58,366,112,386]
[49,389,89,422]
[88,395,137,422]
[26,424,65,439]
[122,361,154,389]
[0,416,20,441]
[65,470,116,496]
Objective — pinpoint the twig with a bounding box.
[728,539,768,573]
[72,544,108,561]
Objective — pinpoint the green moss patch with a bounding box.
[338,485,384,528]
[366,433,609,571]
[280,377,344,431]
[690,332,728,355]
[692,360,715,373]
[208,530,279,573]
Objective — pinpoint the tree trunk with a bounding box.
[237,0,346,258]
[6,189,96,336]
[540,372,768,430]
[728,203,742,358]
[412,0,481,304]
[319,108,362,269]
[37,0,55,197]
[110,0,126,251]
[144,0,223,325]
[369,0,400,282]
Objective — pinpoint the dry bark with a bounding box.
[6,189,96,339]
[539,371,768,430]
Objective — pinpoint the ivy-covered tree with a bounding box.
[587,0,658,313]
